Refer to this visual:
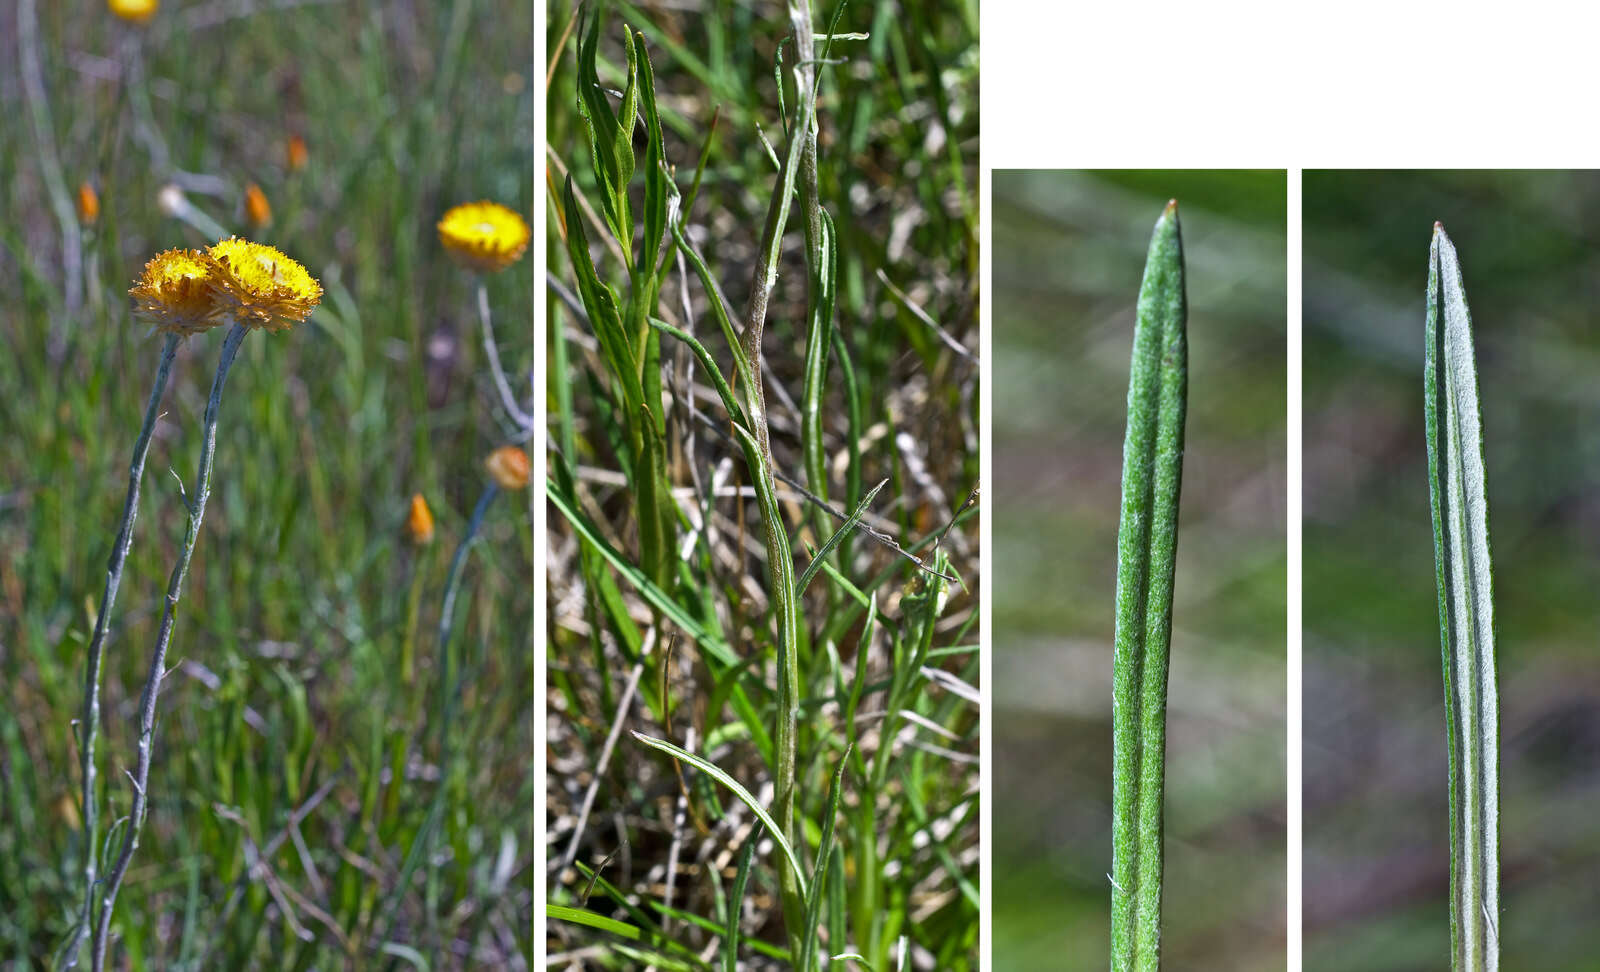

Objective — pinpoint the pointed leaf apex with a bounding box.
[1165,199,1178,213]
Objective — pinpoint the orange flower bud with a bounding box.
[286,134,308,172]
[77,182,100,225]
[405,493,436,545]
[485,446,530,491]
[244,183,272,228]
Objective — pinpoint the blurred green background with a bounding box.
[993,170,1287,969]
[1304,171,1600,970]
[1,2,534,966]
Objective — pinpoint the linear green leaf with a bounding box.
[630,731,808,898]
[1425,223,1499,972]
[722,827,760,972]
[794,478,888,598]
[561,176,643,413]
[547,904,643,940]
[1110,201,1187,972]
[545,475,735,666]
[798,744,850,972]
[635,29,667,285]
[575,5,632,258]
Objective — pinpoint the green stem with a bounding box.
[792,0,833,552]
[92,321,250,972]
[721,20,821,950]
[656,0,822,948]
[402,553,426,687]
[381,481,500,945]
[63,333,180,968]
[1109,202,1186,972]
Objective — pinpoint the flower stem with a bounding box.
[62,333,180,969]
[381,481,499,944]
[402,552,426,686]
[92,321,250,972]
[476,280,534,432]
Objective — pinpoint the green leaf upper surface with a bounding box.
[1425,224,1500,972]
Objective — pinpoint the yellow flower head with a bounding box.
[108,0,157,23]
[485,446,530,491]
[244,183,272,228]
[129,248,224,336]
[437,201,530,273]
[404,493,436,545]
[208,237,322,332]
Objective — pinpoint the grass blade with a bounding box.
[1110,201,1187,972]
[1425,224,1500,972]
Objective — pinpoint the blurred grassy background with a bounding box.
[993,170,1286,969]
[1,1,534,966]
[1304,171,1600,970]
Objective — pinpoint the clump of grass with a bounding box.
[546,0,978,967]
[1424,223,1499,972]
[1110,201,1186,972]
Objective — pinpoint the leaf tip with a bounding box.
[1164,198,1178,214]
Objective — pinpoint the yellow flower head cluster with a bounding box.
[108,0,158,24]
[128,238,321,336]
[208,237,324,332]
[130,248,224,336]
[437,201,530,273]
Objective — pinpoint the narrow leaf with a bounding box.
[1425,223,1500,972]
[636,30,667,282]
[562,176,644,412]
[647,316,747,429]
[630,731,808,898]
[794,478,888,597]
[1110,201,1187,972]
[575,8,628,250]
[545,475,733,665]
[722,831,760,972]
[547,904,643,940]
[798,745,851,971]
